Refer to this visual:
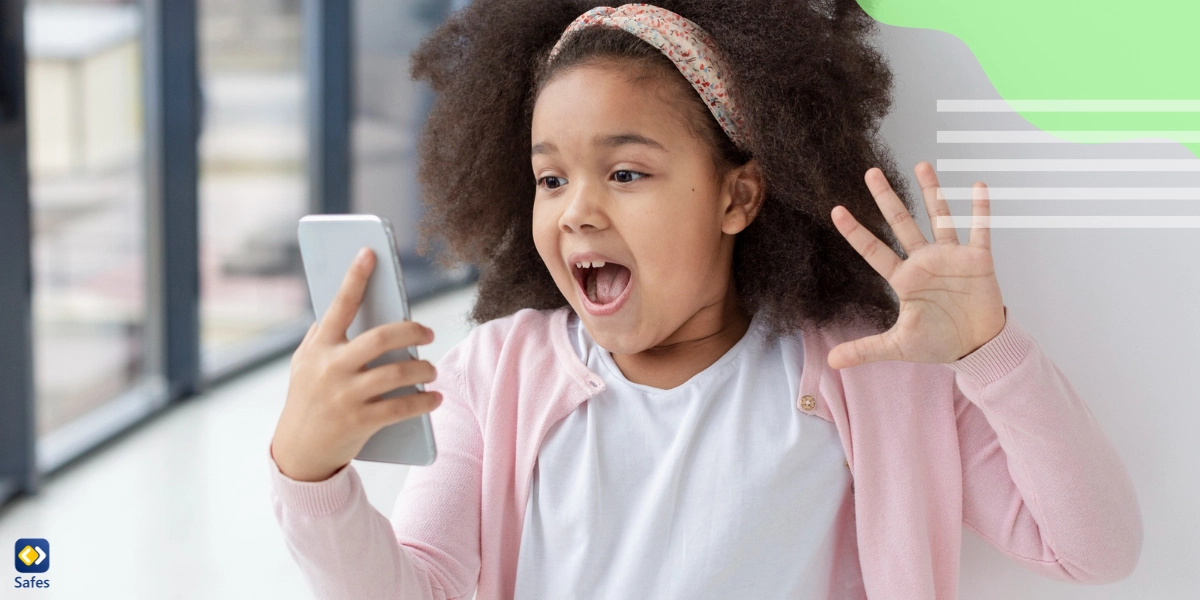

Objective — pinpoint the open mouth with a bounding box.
[571,259,632,313]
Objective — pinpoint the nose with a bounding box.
[559,181,608,234]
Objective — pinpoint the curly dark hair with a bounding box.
[410,0,913,334]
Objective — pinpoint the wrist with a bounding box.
[953,306,1008,362]
[270,439,345,483]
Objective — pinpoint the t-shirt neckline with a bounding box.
[578,311,766,396]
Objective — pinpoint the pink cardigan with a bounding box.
[269,305,1142,599]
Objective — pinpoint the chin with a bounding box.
[575,309,647,355]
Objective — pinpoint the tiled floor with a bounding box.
[0,285,479,599]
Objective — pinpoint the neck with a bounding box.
[610,284,751,389]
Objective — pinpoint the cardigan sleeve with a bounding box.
[268,349,483,600]
[948,307,1143,584]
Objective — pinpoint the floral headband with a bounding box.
[548,4,750,149]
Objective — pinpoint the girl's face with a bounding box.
[531,62,762,355]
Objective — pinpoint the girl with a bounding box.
[268,1,1142,598]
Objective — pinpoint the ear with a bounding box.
[720,159,766,235]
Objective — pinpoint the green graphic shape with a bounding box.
[858,0,1200,158]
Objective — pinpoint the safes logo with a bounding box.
[13,539,50,590]
[14,539,48,574]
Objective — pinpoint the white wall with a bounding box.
[873,24,1200,599]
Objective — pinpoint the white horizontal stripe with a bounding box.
[938,100,1200,112]
[937,130,1200,143]
[937,187,1200,200]
[937,159,1200,172]
[934,215,1200,228]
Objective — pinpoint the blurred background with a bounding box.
[3,0,473,474]
[1,1,1196,599]
[0,0,476,596]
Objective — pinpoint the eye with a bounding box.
[538,176,567,190]
[612,170,646,184]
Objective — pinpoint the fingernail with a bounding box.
[355,248,369,264]
[424,326,435,341]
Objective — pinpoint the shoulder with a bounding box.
[794,318,882,357]
[798,319,955,389]
[443,306,565,363]
[434,306,570,393]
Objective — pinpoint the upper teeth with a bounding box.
[576,260,605,269]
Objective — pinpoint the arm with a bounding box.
[826,161,1142,582]
[269,358,483,600]
[950,310,1143,583]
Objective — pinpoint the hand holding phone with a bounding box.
[271,247,442,482]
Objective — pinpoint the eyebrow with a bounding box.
[530,133,667,157]
[596,133,666,151]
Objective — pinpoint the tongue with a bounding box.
[588,263,631,304]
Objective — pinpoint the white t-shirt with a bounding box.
[512,311,865,599]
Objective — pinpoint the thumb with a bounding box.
[828,332,902,370]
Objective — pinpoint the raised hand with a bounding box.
[827,161,1006,370]
[272,248,443,482]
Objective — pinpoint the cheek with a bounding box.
[626,187,725,284]
[532,201,566,283]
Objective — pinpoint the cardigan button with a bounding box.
[799,395,816,411]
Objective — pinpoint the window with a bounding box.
[0,0,472,502]
[25,0,161,471]
[198,0,312,375]
[352,0,472,299]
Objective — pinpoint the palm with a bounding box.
[828,162,1006,369]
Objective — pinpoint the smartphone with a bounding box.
[296,214,437,466]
